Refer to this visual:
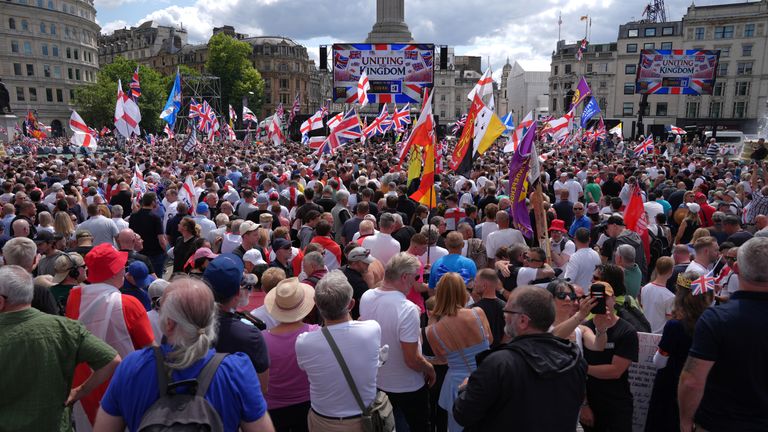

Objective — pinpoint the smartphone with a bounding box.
[590,284,607,315]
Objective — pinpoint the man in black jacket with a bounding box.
[453,285,587,432]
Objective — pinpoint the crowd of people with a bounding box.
[0,129,767,432]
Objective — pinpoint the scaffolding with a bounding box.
[175,74,222,133]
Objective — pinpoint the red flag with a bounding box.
[449,94,484,171]
[624,186,650,263]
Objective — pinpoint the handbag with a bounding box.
[321,327,395,432]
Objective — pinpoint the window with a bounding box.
[8,18,15,29]
[713,82,725,96]
[48,0,54,8]
[43,64,50,77]
[52,45,58,56]
[53,65,61,78]
[645,27,656,37]
[743,44,753,57]
[733,101,747,118]
[37,0,42,6]
[69,89,74,101]
[736,81,750,96]
[625,64,636,74]
[67,68,72,79]
[50,24,55,35]
[628,29,639,38]
[600,81,607,88]
[279,78,288,89]
[554,65,558,75]
[41,44,48,56]
[280,94,289,104]
[73,49,78,60]
[565,64,572,74]
[661,42,673,50]
[623,102,633,115]
[56,89,63,102]
[686,101,699,118]
[656,102,668,116]
[553,83,558,90]
[16,87,24,101]
[75,69,80,80]
[21,20,28,31]
[587,63,593,73]
[624,83,634,95]
[717,63,728,77]
[744,23,755,37]
[46,88,53,102]
[695,27,705,40]
[40,22,46,33]
[26,64,33,76]
[28,87,37,102]
[552,99,557,112]
[23,41,31,55]
[643,43,655,50]
[715,25,734,39]
[709,102,722,118]
[737,62,753,75]
[627,43,637,53]
[13,63,21,75]
[440,111,446,118]
[440,94,445,101]
[66,47,71,58]
[11,40,18,53]
[662,26,674,36]
[598,63,608,73]
[718,46,730,58]
[599,97,607,111]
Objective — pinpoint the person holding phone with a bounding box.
[580,281,639,432]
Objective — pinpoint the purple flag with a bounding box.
[508,124,536,238]
[570,77,592,111]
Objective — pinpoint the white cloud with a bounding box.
[100,19,130,34]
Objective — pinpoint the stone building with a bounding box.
[505,59,550,122]
[98,21,187,67]
[1,0,100,136]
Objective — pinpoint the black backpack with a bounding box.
[615,297,652,333]
[648,226,671,271]
[137,347,226,432]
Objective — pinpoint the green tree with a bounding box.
[74,57,173,133]
[206,33,264,117]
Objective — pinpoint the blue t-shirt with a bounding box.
[689,290,768,431]
[101,345,267,432]
[428,254,477,289]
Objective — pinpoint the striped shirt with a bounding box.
[706,142,720,159]
[745,188,768,224]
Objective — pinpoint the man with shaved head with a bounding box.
[116,229,154,276]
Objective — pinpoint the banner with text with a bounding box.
[628,332,662,432]
[635,49,720,95]
[332,43,435,104]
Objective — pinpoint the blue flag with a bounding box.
[159,71,182,127]
[580,97,601,129]
[500,112,515,136]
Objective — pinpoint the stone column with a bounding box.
[366,0,413,43]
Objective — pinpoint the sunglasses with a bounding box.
[724,256,737,261]
[574,207,584,211]
[554,291,576,301]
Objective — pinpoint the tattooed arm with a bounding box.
[678,356,715,432]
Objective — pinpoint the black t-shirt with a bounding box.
[601,180,621,198]
[392,226,416,251]
[474,297,506,349]
[214,311,270,374]
[342,266,368,319]
[245,209,279,229]
[583,318,639,403]
[129,208,164,256]
[726,230,753,247]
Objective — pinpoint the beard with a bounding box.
[504,322,517,339]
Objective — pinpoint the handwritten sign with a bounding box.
[629,332,662,432]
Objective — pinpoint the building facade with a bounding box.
[1,0,100,136]
[432,50,500,127]
[549,0,768,137]
[506,60,550,122]
[98,21,187,67]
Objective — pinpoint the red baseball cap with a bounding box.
[84,243,128,283]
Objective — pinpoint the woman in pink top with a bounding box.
[262,277,319,432]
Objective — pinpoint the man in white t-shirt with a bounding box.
[297,270,383,429]
[640,257,676,334]
[362,212,401,266]
[548,219,575,272]
[475,203,499,245]
[513,247,556,290]
[419,224,448,267]
[565,174,584,204]
[360,253,436,432]
[486,211,526,264]
[553,172,568,203]
[565,227,602,291]
[686,236,718,275]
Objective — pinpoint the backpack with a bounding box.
[615,297,651,333]
[137,347,226,432]
[648,226,671,271]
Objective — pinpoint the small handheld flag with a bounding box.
[691,272,716,295]
[634,136,655,156]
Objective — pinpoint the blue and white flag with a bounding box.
[160,70,182,127]
[580,97,601,129]
[500,112,515,136]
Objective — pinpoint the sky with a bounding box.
[96,0,747,79]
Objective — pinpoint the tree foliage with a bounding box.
[74,57,174,133]
[206,33,265,117]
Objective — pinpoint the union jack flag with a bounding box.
[334,52,349,70]
[375,104,393,135]
[451,114,467,134]
[392,104,411,132]
[129,67,141,101]
[405,50,418,60]
[276,103,285,119]
[163,123,175,139]
[145,133,156,146]
[289,93,300,125]
[189,98,202,119]
[349,51,361,59]
[634,136,655,156]
[421,51,433,68]
[243,106,257,125]
[691,271,716,295]
[317,109,362,156]
[198,100,220,142]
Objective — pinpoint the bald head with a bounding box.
[11,219,29,238]
[116,228,137,250]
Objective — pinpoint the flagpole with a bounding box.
[530,140,551,261]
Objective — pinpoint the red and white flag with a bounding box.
[327,112,344,131]
[178,175,198,213]
[357,70,370,107]
[163,123,175,139]
[467,67,493,101]
[69,110,97,149]
[268,113,284,146]
[114,79,141,139]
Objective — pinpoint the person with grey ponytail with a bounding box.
[93,276,276,432]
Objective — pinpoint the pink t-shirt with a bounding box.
[263,323,320,409]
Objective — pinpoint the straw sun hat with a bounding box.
[264,277,315,323]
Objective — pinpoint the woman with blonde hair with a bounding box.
[93,277,275,432]
[54,211,76,247]
[645,271,714,432]
[674,203,702,245]
[425,272,491,432]
[36,211,54,234]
